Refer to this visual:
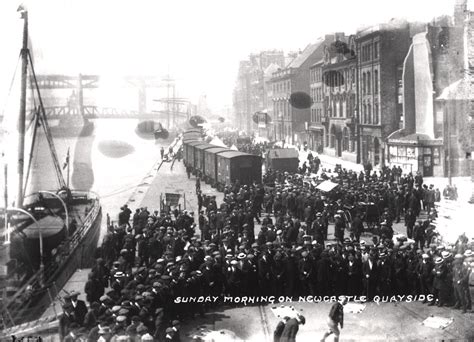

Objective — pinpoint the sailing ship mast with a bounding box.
[16,7,67,206]
[17,7,28,207]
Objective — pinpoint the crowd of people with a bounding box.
[58,144,473,341]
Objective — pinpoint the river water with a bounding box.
[1,118,168,242]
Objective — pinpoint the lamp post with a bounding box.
[37,191,69,238]
[7,207,43,273]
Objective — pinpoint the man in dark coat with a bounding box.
[377,252,392,296]
[258,251,274,295]
[346,253,362,295]
[417,253,433,302]
[316,251,331,296]
[274,316,290,342]
[84,272,103,305]
[334,214,345,243]
[350,214,364,242]
[59,303,75,339]
[298,251,316,295]
[321,296,347,342]
[279,314,305,342]
[65,291,87,326]
[429,257,449,306]
[404,208,416,239]
[362,254,378,300]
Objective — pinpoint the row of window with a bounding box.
[273,80,291,94]
[311,108,323,123]
[361,102,379,125]
[323,68,356,88]
[324,127,356,152]
[310,87,323,103]
[325,95,355,119]
[310,67,323,84]
[273,101,291,119]
[361,41,379,62]
[362,69,378,95]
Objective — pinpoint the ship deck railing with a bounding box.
[0,190,101,329]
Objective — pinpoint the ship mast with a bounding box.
[16,8,28,207]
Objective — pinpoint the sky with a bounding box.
[0,0,458,113]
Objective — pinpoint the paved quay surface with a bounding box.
[182,300,474,341]
[138,157,224,214]
[37,144,474,340]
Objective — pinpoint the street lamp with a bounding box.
[37,191,69,238]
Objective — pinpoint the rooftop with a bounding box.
[287,38,324,69]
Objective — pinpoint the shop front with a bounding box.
[360,126,383,167]
[387,133,444,176]
[309,126,324,153]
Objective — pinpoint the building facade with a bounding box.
[388,0,473,177]
[271,68,293,142]
[309,59,324,152]
[321,35,358,162]
[233,51,285,134]
[355,21,411,167]
[270,35,337,145]
[262,63,281,139]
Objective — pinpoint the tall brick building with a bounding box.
[309,59,325,152]
[321,35,358,162]
[270,34,337,145]
[233,51,285,134]
[355,20,411,167]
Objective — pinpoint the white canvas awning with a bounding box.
[316,180,339,192]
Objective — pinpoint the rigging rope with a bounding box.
[27,50,66,190]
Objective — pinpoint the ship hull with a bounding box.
[1,192,102,327]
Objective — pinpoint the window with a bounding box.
[374,70,378,93]
[350,132,355,152]
[389,146,397,162]
[374,103,379,124]
[367,71,371,94]
[367,104,372,124]
[362,44,373,62]
[374,42,379,59]
[363,104,367,123]
[397,146,406,158]
[343,128,350,151]
[433,148,440,165]
[362,73,366,94]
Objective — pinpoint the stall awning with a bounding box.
[316,180,339,192]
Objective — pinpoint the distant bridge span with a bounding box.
[27,74,191,128]
[32,105,189,120]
